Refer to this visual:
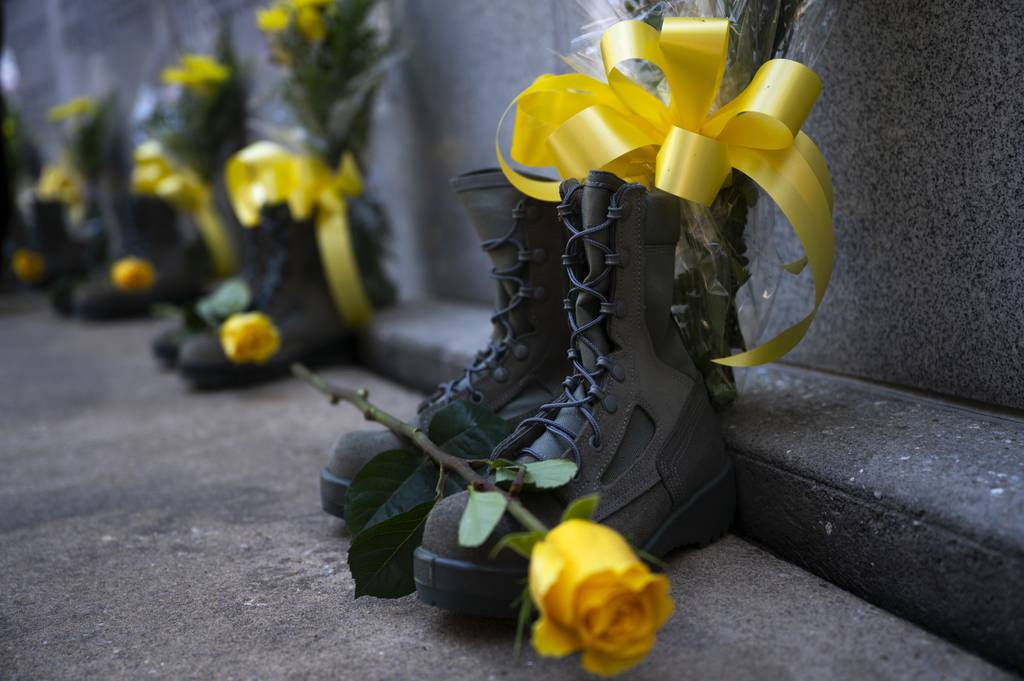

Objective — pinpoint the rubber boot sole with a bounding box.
[320,467,351,518]
[179,339,353,390]
[413,459,736,618]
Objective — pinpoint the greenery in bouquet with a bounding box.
[47,94,121,187]
[256,0,397,309]
[145,25,250,182]
[256,0,394,165]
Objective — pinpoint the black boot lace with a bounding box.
[427,199,542,408]
[514,188,623,469]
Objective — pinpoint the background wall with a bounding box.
[6,0,1023,410]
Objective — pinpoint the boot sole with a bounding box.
[320,467,351,518]
[179,340,353,390]
[413,459,736,618]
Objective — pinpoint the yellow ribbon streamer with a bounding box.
[224,141,372,328]
[36,160,85,225]
[497,18,834,367]
[132,141,239,278]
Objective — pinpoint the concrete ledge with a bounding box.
[359,299,1024,673]
[727,366,1024,672]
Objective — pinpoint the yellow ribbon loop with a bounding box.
[225,141,373,329]
[498,17,835,367]
[132,141,238,277]
[36,160,85,225]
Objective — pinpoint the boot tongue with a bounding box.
[516,172,623,462]
[453,174,530,340]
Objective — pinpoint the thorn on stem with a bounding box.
[356,388,369,399]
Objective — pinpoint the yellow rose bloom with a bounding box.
[295,6,327,41]
[47,97,95,123]
[257,5,290,33]
[110,256,157,292]
[529,519,674,677]
[161,54,230,92]
[219,312,281,364]
[12,249,45,284]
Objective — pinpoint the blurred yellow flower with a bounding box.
[12,249,45,284]
[295,6,326,42]
[110,256,157,292]
[257,5,290,33]
[529,519,674,677]
[219,312,281,364]
[161,54,230,92]
[47,97,95,123]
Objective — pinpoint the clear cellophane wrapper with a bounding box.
[560,0,834,409]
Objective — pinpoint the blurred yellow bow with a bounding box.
[132,141,238,277]
[498,18,834,367]
[225,141,372,328]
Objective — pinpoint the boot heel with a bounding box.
[643,461,736,558]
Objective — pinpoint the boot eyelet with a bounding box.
[513,343,530,360]
[588,435,602,450]
[610,364,626,382]
[492,367,509,383]
[602,394,619,413]
[470,392,484,404]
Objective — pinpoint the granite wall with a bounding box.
[6,0,1023,409]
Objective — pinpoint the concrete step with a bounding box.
[358,299,1024,673]
[0,300,1015,680]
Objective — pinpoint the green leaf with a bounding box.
[427,400,510,460]
[522,460,577,489]
[343,449,422,534]
[458,489,508,548]
[561,494,600,523]
[195,278,251,328]
[494,460,578,490]
[348,500,434,599]
[490,530,545,559]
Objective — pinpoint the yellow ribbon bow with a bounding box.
[132,141,238,278]
[224,141,372,328]
[36,160,86,225]
[498,18,834,367]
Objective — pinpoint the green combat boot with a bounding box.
[72,195,207,319]
[150,225,265,368]
[319,168,570,518]
[10,200,89,289]
[413,171,735,617]
[176,202,374,388]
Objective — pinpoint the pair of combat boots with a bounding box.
[321,169,735,617]
[158,200,393,389]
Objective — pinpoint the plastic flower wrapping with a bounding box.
[561,0,835,409]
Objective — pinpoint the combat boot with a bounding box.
[177,203,351,388]
[150,225,266,368]
[72,195,207,319]
[10,200,89,289]
[413,171,735,617]
[319,168,569,517]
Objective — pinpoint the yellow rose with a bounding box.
[529,519,674,677]
[256,5,290,33]
[12,249,45,284]
[161,54,230,92]
[110,256,157,292]
[47,97,95,123]
[295,6,326,41]
[219,312,281,364]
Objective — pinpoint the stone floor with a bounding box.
[0,296,1016,681]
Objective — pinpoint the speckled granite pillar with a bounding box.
[767,1,1024,409]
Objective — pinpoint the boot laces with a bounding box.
[427,200,536,408]
[515,188,621,469]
